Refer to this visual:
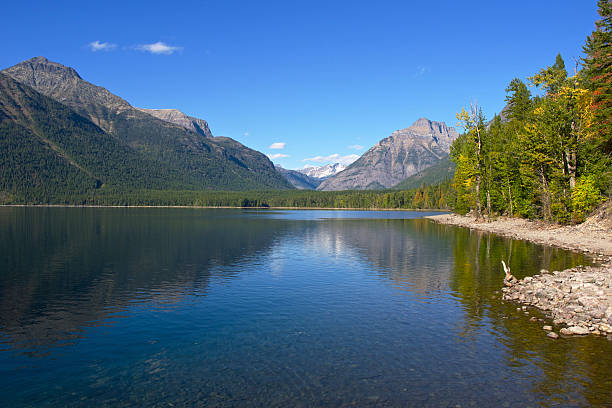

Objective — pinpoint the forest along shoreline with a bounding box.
[426,207,612,339]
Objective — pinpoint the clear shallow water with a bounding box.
[0,207,610,407]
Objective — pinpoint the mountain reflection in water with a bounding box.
[0,208,610,407]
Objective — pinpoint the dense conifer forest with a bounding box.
[0,182,453,210]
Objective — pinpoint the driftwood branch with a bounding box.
[502,260,517,287]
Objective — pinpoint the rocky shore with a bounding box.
[501,266,612,338]
[427,208,612,338]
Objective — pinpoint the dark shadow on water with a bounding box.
[0,207,288,353]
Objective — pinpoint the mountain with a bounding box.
[275,163,346,189]
[298,163,347,179]
[317,118,459,191]
[136,108,213,138]
[2,57,292,191]
[391,155,455,190]
[275,166,322,189]
[0,73,201,202]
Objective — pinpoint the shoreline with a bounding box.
[425,213,612,258]
[0,204,448,212]
[427,213,612,338]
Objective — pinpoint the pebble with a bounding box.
[547,332,559,339]
[543,325,553,331]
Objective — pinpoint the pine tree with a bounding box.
[582,0,612,154]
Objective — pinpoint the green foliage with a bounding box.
[392,156,455,190]
[505,78,532,122]
[582,0,612,154]
[571,175,605,222]
[449,43,611,223]
[1,184,453,210]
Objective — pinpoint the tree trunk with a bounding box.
[507,177,513,217]
[475,129,482,219]
[475,173,482,218]
[567,148,577,189]
[540,167,551,221]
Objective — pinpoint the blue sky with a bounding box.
[0,1,599,169]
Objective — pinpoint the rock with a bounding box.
[600,324,612,333]
[543,325,553,331]
[137,108,213,138]
[560,328,572,335]
[567,326,589,335]
[547,332,559,339]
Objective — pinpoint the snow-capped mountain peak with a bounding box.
[297,163,347,179]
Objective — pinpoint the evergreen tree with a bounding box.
[582,0,612,154]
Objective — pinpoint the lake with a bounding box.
[0,207,610,407]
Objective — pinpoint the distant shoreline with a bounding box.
[0,204,449,212]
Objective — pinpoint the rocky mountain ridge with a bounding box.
[1,56,292,192]
[317,118,459,191]
[137,108,213,138]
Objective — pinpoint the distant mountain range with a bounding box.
[1,56,460,201]
[0,56,292,200]
[274,163,347,189]
[317,118,458,191]
[274,166,322,190]
[299,163,347,179]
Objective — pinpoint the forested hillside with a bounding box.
[1,57,293,193]
[0,73,206,202]
[450,0,611,223]
[392,156,455,190]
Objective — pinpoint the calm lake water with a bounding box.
[0,207,610,407]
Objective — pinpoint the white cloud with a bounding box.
[267,153,290,159]
[137,41,183,55]
[89,41,116,52]
[302,153,359,165]
[269,142,286,149]
[348,144,364,150]
[414,65,430,77]
[303,154,339,163]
